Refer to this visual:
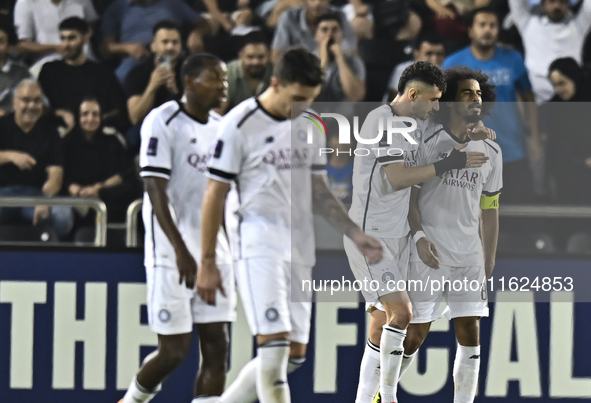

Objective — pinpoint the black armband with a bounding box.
[433,148,466,176]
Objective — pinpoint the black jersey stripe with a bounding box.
[377,155,404,164]
[165,108,182,125]
[141,166,171,176]
[361,159,378,233]
[208,168,236,180]
[483,140,499,154]
[424,128,445,144]
[482,189,502,197]
[237,105,260,128]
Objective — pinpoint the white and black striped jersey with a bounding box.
[139,100,232,269]
[207,97,326,267]
[348,104,425,239]
[410,124,503,266]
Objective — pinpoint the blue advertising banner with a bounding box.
[0,249,589,402]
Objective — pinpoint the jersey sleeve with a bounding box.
[139,109,172,180]
[358,109,405,166]
[207,119,244,183]
[481,141,503,208]
[312,125,327,174]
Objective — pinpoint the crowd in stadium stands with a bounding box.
[0,0,590,243]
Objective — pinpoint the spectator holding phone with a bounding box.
[124,21,184,152]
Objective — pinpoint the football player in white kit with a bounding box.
[404,67,501,403]
[346,62,494,403]
[198,48,384,403]
[119,54,236,403]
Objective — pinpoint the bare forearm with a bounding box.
[407,186,423,236]
[145,178,187,252]
[481,209,499,278]
[42,167,63,196]
[386,163,437,191]
[312,174,358,237]
[102,174,123,188]
[336,55,365,101]
[0,151,13,166]
[520,92,539,141]
[18,40,59,54]
[128,92,157,125]
[201,180,229,261]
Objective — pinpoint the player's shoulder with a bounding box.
[422,122,446,144]
[482,139,502,160]
[222,97,259,129]
[147,100,182,124]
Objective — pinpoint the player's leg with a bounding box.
[194,322,230,398]
[120,265,195,403]
[447,265,488,403]
[121,333,192,403]
[452,317,481,403]
[192,263,236,401]
[222,258,292,403]
[356,305,386,403]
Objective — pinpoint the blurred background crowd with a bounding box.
[0,0,590,250]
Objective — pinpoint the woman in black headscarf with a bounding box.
[544,57,591,205]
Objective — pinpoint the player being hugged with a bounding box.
[199,48,383,403]
[119,54,236,403]
[346,61,493,403]
[404,66,501,403]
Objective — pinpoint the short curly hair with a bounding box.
[397,61,447,95]
[435,66,497,124]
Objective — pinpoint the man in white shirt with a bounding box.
[508,0,591,102]
[404,66,501,403]
[14,0,98,62]
[119,54,236,403]
[199,48,383,403]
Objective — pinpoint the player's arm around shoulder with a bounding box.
[480,141,502,279]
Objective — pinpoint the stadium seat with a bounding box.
[0,224,58,243]
[566,233,591,254]
[497,232,556,254]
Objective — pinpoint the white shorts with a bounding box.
[146,264,237,335]
[365,301,385,312]
[408,261,488,324]
[344,234,410,302]
[235,258,312,344]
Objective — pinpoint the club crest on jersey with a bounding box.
[147,137,158,156]
[158,309,171,323]
[297,130,307,141]
[266,308,279,322]
[382,271,395,283]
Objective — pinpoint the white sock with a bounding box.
[380,326,406,403]
[453,345,480,403]
[355,340,381,403]
[399,350,418,379]
[192,397,221,402]
[257,340,290,403]
[221,356,305,403]
[122,376,159,403]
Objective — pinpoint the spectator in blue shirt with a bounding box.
[101,0,203,83]
[326,132,354,206]
[442,7,540,203]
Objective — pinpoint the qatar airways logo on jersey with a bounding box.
[304,112,417,157]
[439,169,479,191]
[187,153,211,172]
[263,148,309,170]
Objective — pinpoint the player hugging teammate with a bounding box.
[348,63,501,403]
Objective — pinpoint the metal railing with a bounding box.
[0,197,107,246]
[499,205,591,218]
[126,199,143,247]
